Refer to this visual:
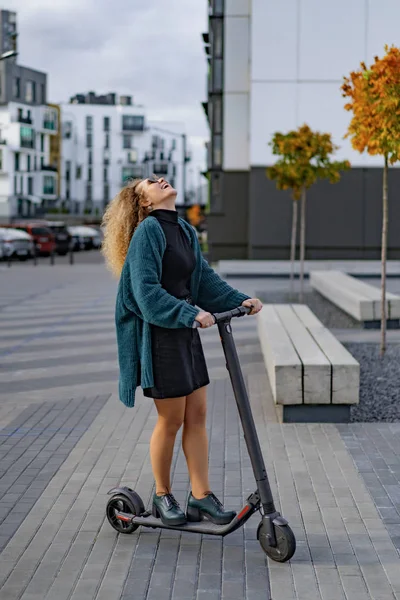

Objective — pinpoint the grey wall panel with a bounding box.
[305,169,364,249]
[207,167,400,260]
[248,167,293,257]
[207,171,249,260]
[364,167,400,253]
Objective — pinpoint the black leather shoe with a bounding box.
[152,493,187,526]
[186,491,236,525]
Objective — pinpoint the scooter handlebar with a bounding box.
[192,305,252,328]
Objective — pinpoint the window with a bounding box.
[86,116,93,131]
[153,163,169,176]
[40,155,44,169]
[127,149,138,163]
[34,155,37,170]
[76,165,82,179]
[103,183,110,202]
[104,116,110,131]
[104,133,110,149]
[86,133,92,148]
[20,127,35,149]
[213,58,223,92]
[14,175,17,194]
[213,134,222,168]
[28,176,33,195]
[212,18,223,58]
[43,109,57,131]
[43,176,55,195]
[214,96,222,134]
[212,0,224,16]
[13,77,20,99]
[211,171,223,211]
[41,83,46,104]
[66,160,71,181]
[88,167,92,182]
[20,175,23,195]
[122,115,144,131]
[103,167,108,182]
[40,134,45,152]
[123,134,132,149]
[63,122,72,139]
[0,148,2,171]
[14,152,20,172]
[27,155,31,172]
[25,80,36,103]
[32,227,52,235]
[88,150,92,165]
[122,165,143,183]
[86,183,92,201]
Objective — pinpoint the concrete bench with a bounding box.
[310,270,400,328]
[257,304,359,423]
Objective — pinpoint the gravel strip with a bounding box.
[344,343,400,422]
[258,289,361,329]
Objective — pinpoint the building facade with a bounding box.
[204,0,400,260]
[60,93,191,215]
[0,10,59,222]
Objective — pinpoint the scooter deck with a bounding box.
[132,513,229,535]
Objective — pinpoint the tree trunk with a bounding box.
[380,155,389,356]
[299,188,306,303]
[290,199,298,298]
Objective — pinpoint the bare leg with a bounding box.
[150,396,186,495]
[182,386,210,499]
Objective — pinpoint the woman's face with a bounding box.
[139,176,177,210]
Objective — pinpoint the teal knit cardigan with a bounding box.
[115,215,250,407]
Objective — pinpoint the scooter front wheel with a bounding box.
[257,520,296,563]
[106,493,143,534]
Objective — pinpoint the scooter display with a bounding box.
[106,306,296,562]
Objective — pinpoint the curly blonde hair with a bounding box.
[101,179,150,277]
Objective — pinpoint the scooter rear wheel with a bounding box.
[106,493,144,534]
[257,520,296,563]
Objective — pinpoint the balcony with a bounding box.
[43,120,57,131]
[40,164,58,172]
[122,115,145,132]
[18,115,33,125]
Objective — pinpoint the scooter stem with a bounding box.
[217,319,276,514]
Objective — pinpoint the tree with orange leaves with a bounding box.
[186,204,204,229]
[267,125,350,300]
[342,45,400,354]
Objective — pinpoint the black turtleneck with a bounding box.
[149,209,196,299]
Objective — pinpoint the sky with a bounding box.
[5,0,209,184]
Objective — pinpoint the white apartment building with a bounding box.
[205,0,400,260]
[60,93,191,215]
[0,102,58,220]
[0,9,59,222]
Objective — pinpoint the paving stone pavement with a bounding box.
[0,264,399,599]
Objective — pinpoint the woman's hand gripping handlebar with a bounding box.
[192,305,253,329]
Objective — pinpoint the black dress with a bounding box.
[142,209,210,399]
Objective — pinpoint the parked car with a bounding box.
[67,226,102,250]
[15,219,72,256]
[11,223,56,256]
[0,227,34,261]
[45,222,72,255]
[67,226,91,251]
[79,226,102,249]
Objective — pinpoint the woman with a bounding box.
[102,176,262,527]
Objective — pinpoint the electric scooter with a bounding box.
[106,306,296,563]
